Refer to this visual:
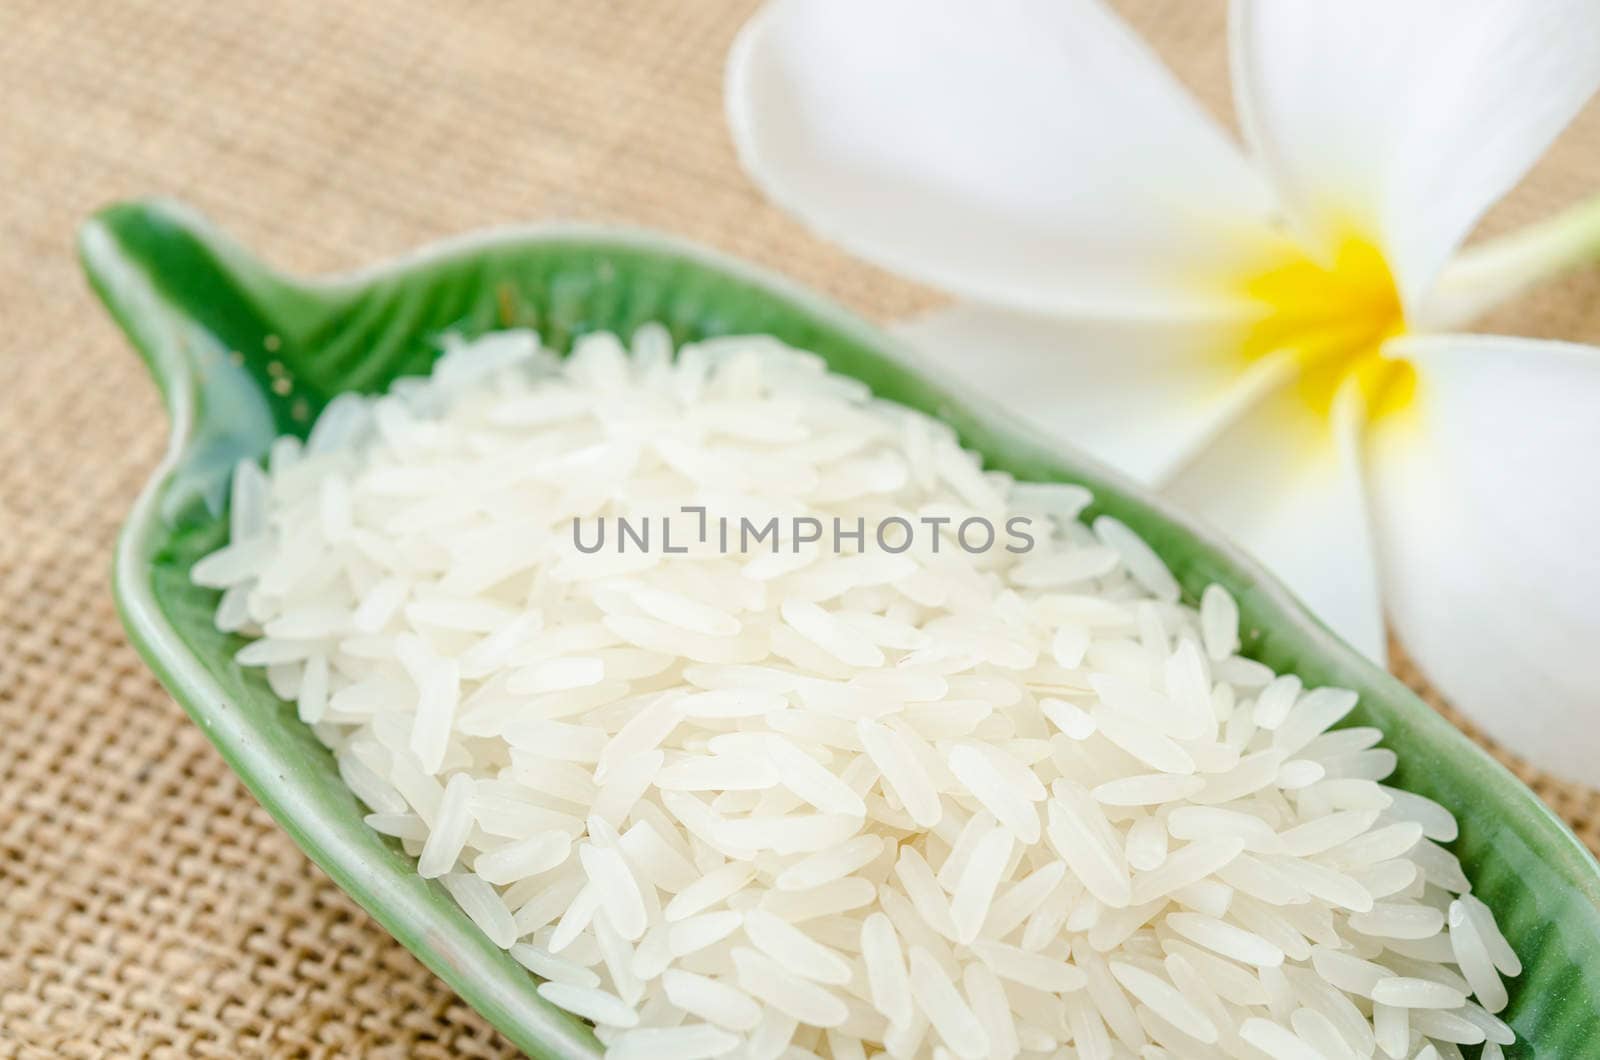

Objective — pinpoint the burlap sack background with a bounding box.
[2,1,1597,1055]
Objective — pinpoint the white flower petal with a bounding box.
[1163,371,1387,663]
[728,0,1280,317]
[894,304,1288,485]
[1232,0,1600,311]
[1368,334,1600,781]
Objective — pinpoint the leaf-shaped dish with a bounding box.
[82,198,1600,1058]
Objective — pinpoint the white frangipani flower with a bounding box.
[726,0,1600,779]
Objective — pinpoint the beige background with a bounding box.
[2,1,1597,1055]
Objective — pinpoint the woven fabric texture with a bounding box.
[2,0,1598,1055]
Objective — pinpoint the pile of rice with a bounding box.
[197,328,1519,1059]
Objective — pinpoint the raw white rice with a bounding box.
[538,981,641,1029]
[510,942,602,988]
[907,947,988,1059]
[661,968,763,1031]
[743,909,853,984]
[607,1024,741,1060]
[417,772,474,878]
[206,327,1518,1058]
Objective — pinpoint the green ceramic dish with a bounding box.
[82,198,1600,1058]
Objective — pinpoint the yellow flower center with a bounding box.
[1242,235,1412,421]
